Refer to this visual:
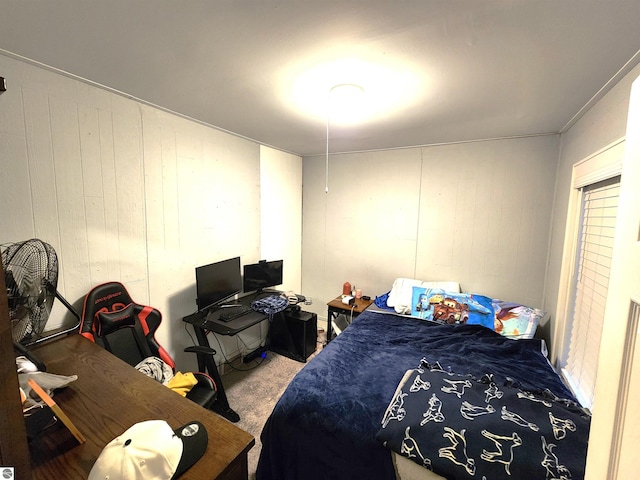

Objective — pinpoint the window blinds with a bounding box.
[562,177,620,409]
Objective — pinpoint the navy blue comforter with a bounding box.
[256,311,577,480]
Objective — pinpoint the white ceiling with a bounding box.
[2,1,640,156]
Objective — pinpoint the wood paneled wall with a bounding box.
[301,136,559,332]
[0,53,302,371]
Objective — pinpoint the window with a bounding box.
[561,176,620,409]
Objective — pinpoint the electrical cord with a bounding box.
[184,321,199,345]
[208,329,266,372]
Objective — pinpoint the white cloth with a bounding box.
[18,371,78,410]
[135,356,174,385]
[386,278,461,314]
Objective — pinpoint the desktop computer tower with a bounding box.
[269,309,317,362]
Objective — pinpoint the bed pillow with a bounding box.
[387,278,461,314]
[492,300,545,339]
[411,287,495,331]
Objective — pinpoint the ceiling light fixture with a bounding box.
[326,83,365,193]
[286,57,424,126]
[329,83,365,124]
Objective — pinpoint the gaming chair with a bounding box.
[79,281,217,409]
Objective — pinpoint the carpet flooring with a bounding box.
[220,336,323,479]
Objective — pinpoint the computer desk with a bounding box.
[182,300,269,423]
[29,334,255,480]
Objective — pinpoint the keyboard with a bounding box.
[218,304,253,322]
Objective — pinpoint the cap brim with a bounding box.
[172,421,208,479]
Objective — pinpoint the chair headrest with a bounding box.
[96,303,137,337]
[83,281,134,322]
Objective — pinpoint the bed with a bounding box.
[256,283,590,480]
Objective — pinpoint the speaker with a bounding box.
[269,309,317,362]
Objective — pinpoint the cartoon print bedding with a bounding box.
[256,311,589,480]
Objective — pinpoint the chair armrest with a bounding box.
[184,345,217,356]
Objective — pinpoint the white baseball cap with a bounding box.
[89,420,208,479]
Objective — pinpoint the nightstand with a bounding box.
[326,296,373,344]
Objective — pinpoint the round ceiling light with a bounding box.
[284,57,425,126]
[328,83,365,124]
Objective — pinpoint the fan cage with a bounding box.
[2,239,59,343]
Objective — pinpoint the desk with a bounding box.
[182,295,270,422]
[30,335,255,480]
[197,309,267,336]
[326,296,373,343]
[183,292,276,336]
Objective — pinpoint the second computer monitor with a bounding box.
[243,259,283,293]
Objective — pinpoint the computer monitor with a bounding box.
[243,259,283,293]
[195,256,242,312]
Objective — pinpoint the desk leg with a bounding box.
[326,308,338,344]
[192,325,241,423]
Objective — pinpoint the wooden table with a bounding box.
[326,296,373,343]
[29,334,254,480]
